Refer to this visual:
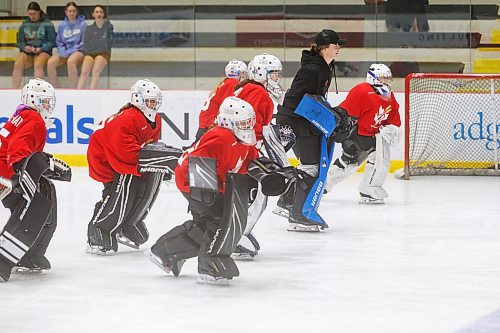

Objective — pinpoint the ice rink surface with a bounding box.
[1,168,499,333]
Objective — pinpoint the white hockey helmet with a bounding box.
[249,53,283,90]
[21,78,56,128]
[225,60,247,79]
[130,79,163,122]
[366,64,393,99]
[217,96,256,146]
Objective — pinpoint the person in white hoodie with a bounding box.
[47,2,86,88]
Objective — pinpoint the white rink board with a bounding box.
[0,89,405,160]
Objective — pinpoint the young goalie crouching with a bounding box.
[323,64,401,204]
[86,79,182,254]
[0,79,71,281]
[145,96,294,285]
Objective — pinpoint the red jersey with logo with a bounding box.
[234,82,274,141]
[0,106,47,178]
[87,105,161,183]
[198,78,239,129]
[339,82,401,136]
[175,126,258,193]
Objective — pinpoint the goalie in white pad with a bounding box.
[324,64,401,203]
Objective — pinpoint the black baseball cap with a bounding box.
[314,29,346,46]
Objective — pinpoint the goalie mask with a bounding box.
[225,60,247,79]
[21,78,56,129]
[130,79,163,122]
[249,53,284,97]
[366,64,393,100]
[217,96,256,146]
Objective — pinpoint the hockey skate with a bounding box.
[231,233,260,261]
[359,192,385,204]
[197,254,239,286]
[116,221,149,250]
[144,248,186,277]
[12,255,51,274]
[287,214,328,232]
[272,196,291,219]
[86,223,118,255]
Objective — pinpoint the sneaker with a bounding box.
[359,192,385,204]
[144,249,185,277]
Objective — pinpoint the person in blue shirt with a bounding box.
[47,2,86,88]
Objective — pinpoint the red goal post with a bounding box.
[403,73,500,179]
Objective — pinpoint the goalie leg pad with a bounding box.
[0,191,53,281]
[262,124,293,168]
[359,134,391,203]
[87,174,137,253]
[197,174,248,281]
[116,172,163,248]
[15,151,50,202]
[18,177,57,270]
[148,220,205,276]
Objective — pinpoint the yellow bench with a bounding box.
[0,26,18,61]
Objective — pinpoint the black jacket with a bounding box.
[279,50,333,118]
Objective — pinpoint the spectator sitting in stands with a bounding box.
[385,0,429,33]
[47,2,86,88]
[12,1,56,89]
[77,5,113,89]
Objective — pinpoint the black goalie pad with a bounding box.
[12,151,50,202]
[248,157,297,196]
[0,191,53,281]
[138,142,182,174]
[206,173,248,256]
[117,172,164,246]
[90,174,137,232]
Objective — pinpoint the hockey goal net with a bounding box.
[404,73,500,179]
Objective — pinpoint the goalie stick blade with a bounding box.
[197,274,230,286]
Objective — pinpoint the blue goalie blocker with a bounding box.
[294,94,337,227]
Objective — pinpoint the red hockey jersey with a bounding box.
[339,82,401,137]
[175,126,258,193]
[0,105,47,178]
[198,78,239,129]
[87,105,161,183]
[234,82,274,141]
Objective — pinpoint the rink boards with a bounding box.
[0,89,405,170]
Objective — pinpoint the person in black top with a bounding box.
[77,5,113,89]
[275,29,346,231]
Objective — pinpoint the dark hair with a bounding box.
[310,43,329,55]
[93,5,106,18]
[27,2,41,11]
[65,2,79,11]
[234,79,265,92]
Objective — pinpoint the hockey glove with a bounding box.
[331,107,355,143]
[44,155,72,182]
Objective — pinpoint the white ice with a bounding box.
[1,169,500,333]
